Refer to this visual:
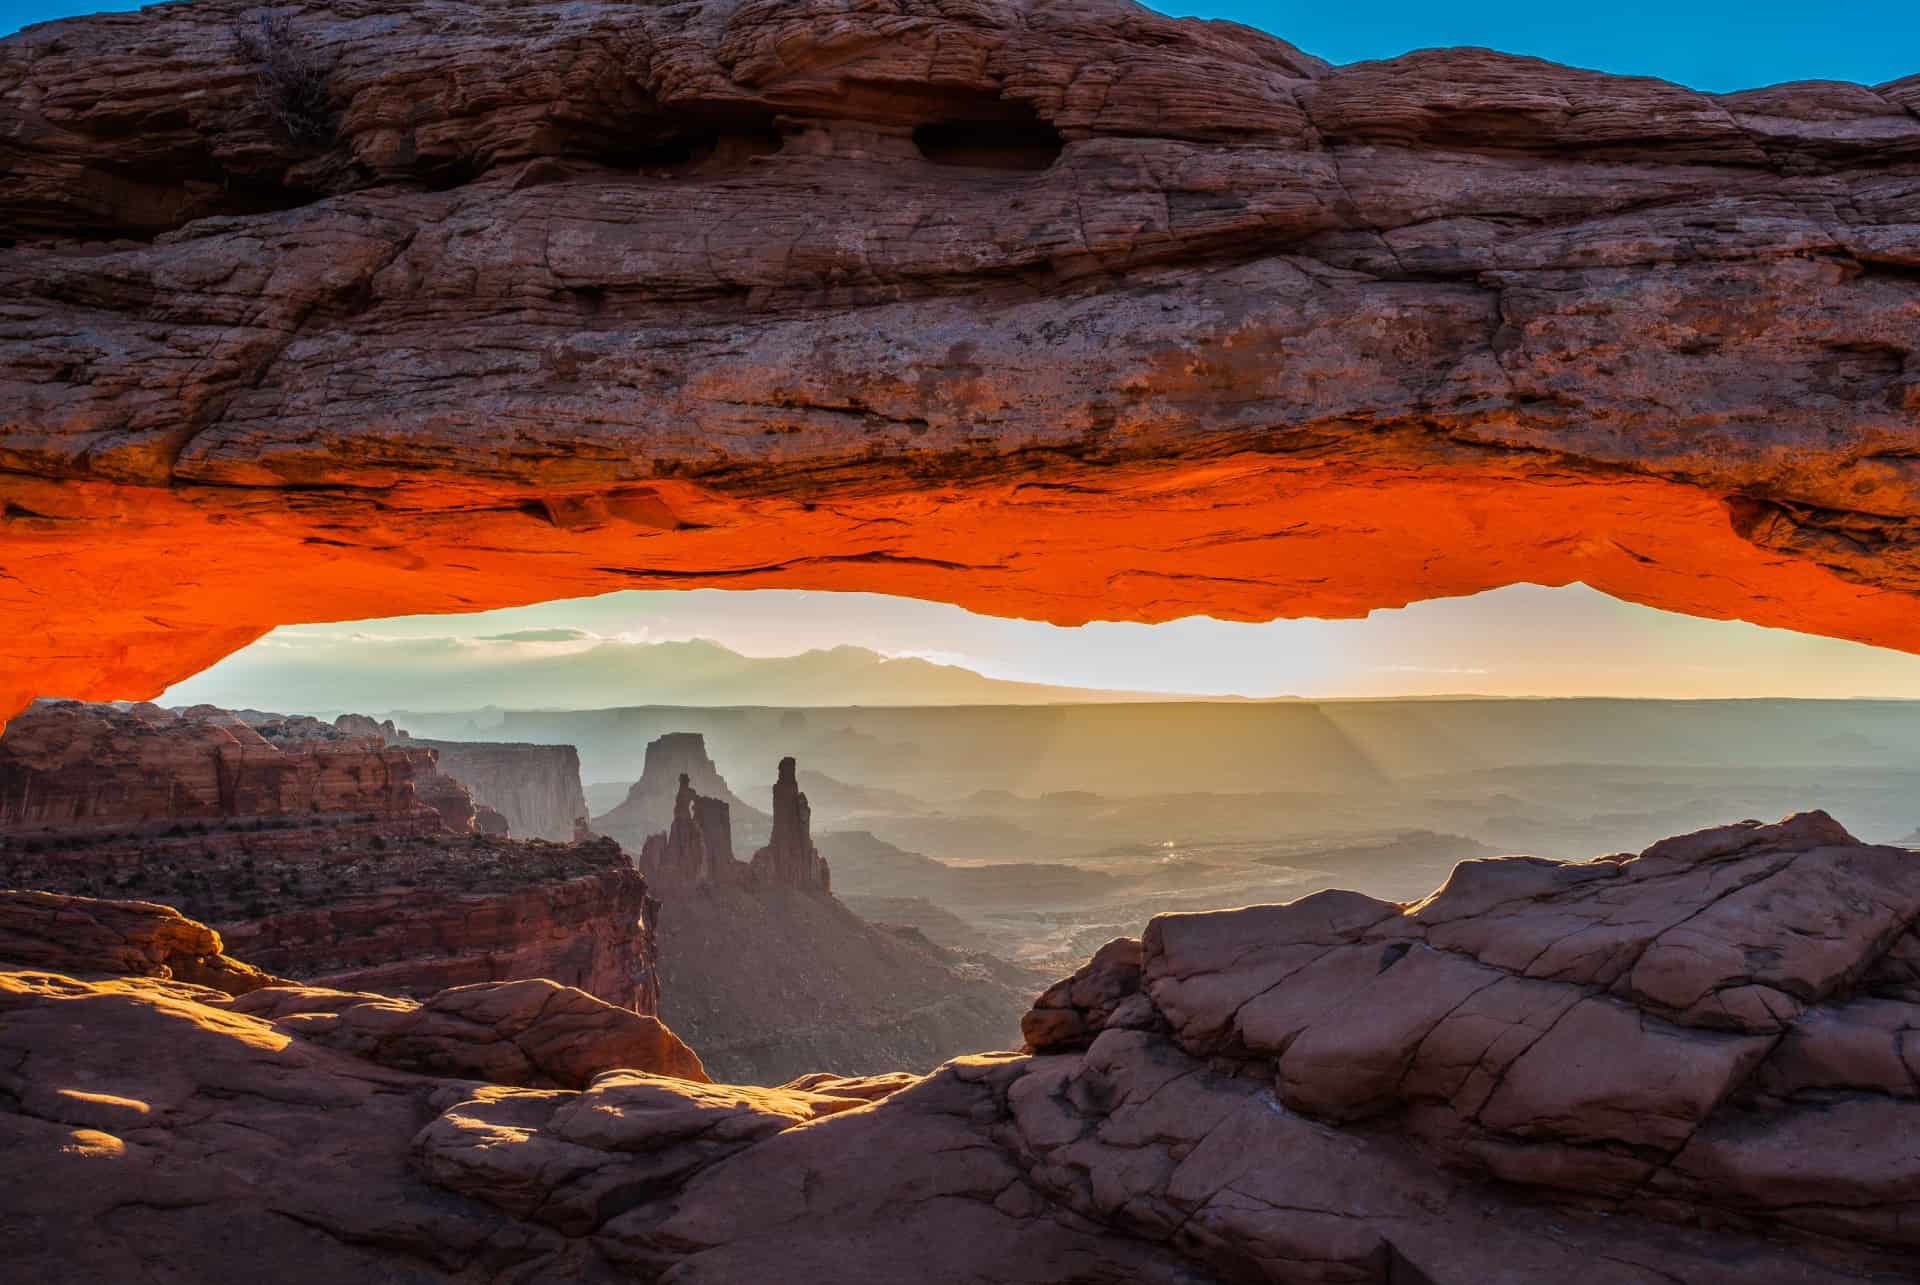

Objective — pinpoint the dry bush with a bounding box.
[231,13,336,147]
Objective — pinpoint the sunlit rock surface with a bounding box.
[5,814,1920,1281]
[1,0,1918,720]
[0,701,439,829]
[0,701,666,1012]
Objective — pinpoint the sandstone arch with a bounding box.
[1,0,1917,722]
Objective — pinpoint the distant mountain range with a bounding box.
[169,633,1201,713]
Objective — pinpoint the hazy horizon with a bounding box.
[157,582,1920,712]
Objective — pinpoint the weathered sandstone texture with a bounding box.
[231,976,707,1087]
[1,0,1917,720]
[0,888,283,995]
[6,812,1920,1282]
[0,815,664,1013]
[0,701,439,830]
[409,738,590,842]
[0,701,663,1011]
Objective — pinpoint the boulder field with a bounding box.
[1,0,1918,719]
[5,811,1920,1282]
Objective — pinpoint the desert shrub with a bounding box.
[231,13,336,147]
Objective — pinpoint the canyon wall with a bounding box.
[6,812,1920,1282]
[409,739,589,842]
[0,701,662,1013]
[0,701,438,830]
[0,0,1916,720]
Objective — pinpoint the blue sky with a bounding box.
[7,0,1918,90]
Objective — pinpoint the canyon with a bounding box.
[617,733,1040,1082]
[0,0,1916,722]
[0,701,664,1011]
[6,811,1920,1282]
[2,0,1919,1279]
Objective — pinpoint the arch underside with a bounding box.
[1,0,1917,719]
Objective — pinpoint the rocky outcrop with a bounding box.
[1,0,1919,722]
[8,810,1920,1282]
[593,733,767,854]
[232,977,707,1087]
[0,888,282,996]
[748,757,830,894]
[210,835,663,1013]
[629,757,1016,1081]
[413,768,486,834]
[647,879,1034,1084]
[0,820,664,1014]
[409,739,588,842]
[636,773,742,887]
[0,701,439,830]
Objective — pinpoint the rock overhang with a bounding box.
[0,0,1917,722]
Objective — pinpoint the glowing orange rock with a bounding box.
[0,0,1915,722]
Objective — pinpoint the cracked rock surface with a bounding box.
[1,0,1918,718]
[6,812,1920,1281]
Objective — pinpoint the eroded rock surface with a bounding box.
[232,976,707,1087]
[0,700,439,829]
[0,888,282,995]
[0,703,666,1013]
[6,812,1920,1281]
[1,0,1918,720]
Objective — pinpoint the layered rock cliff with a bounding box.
[5,812,1920,1282]
[408,739,589,842]
[1,0,1917,721]
[0,815,663,1012]
[0,701,438,830]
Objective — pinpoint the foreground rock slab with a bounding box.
[1,0,1918,718]
[6,813,1920,1281]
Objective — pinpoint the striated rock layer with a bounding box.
[408,739,589,842]
[1,0,1918,720]
[0,822,664,1014]
[7,813,1920,1281]
[0,701,440,830]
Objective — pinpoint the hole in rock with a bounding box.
[912,118,1064,171]
[596,118,787,178]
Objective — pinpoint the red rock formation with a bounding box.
[412,768,484,834]
[6,812,1920,1282]
[408,739,588,842]
[0,889,283,995]
[206,835,662,1013]
[0,701,438,830]
[233,977,707,1087]
[748,757,831,894]
[636,773,742,887]
[1,1,1917,722]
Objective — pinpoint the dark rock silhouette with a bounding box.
[749,757,831,894]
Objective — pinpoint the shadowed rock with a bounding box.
[1,0,1918,721]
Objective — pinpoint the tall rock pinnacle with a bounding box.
[750,757,831,894]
